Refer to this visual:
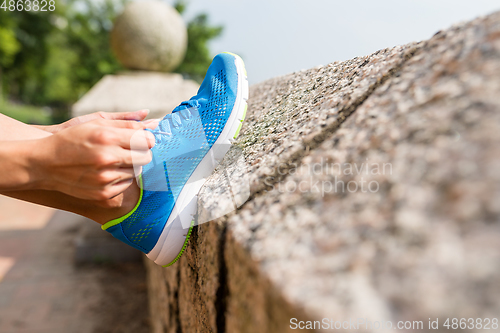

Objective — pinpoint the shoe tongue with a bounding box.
[172,99,200,113]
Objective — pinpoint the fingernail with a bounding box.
[142,109,150,116]
[144,119,160,129]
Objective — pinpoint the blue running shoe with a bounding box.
[101,53,248,266]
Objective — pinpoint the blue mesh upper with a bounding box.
[105,53,239,253]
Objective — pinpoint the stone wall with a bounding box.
[146,11,500,333]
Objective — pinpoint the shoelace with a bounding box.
[172,99,200,114]
[155,100,201,137]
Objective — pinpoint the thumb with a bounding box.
[96,119,151,130]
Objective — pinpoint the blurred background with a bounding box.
[0,2,499,332]
[0,0,498,124]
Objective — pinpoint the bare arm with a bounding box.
[0,113,52,140]
[0,183,140,224]
[0,139,45,190]
[0,110,160,224]
[31,109,156,134]
[0,113,53,190]
[0,110,157,199]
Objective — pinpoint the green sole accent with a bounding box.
[234,122,243,139]
[241,104,247,122]
[102,176,144,231]
[162,220,195,267]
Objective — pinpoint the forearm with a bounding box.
[0,140,42,190]
[0,112,151,203]
[0,180,140,225]
[0,114,54,190]
[0,113,52,140]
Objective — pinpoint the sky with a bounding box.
[166,0,499,85]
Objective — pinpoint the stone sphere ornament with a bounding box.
[110,0,188,72]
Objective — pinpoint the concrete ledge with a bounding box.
[72,72,199,119]
[146,11,500,333]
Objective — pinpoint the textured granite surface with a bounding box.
[197,41,421,222]
[227,11,500,325]
[146,11,500,333]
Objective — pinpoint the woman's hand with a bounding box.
[33,109,157,134]
[30,119,156,201]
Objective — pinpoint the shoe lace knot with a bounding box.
[155,99,200,138]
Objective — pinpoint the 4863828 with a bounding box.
[1,0,55,11]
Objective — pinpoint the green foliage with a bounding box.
[46,0,125,121]
[62,0,124,98]
[0,28,20,68]
[0,12,20,67]
[174,0,223,82]
[0,100,51,124]
[0,0,222,123]
[0,12,54,104]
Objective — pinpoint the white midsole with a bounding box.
[147,55,248,266]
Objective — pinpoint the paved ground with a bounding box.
[0,195,150,333]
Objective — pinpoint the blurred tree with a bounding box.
[0,0,223,122]
[0,12,53,104]
[0,13,20,68]
[45,0,125,121]
[0,11,20,102]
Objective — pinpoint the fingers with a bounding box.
[97,109,150,122]
[142,118,160,129]
[98,147,153,168]
[57,110,152,132]
[72,167,135,188]
[124,149,153,167]
[102,168,136,186]
[56,176,134,201]
[116,128,156,150]
[84,124,156,169]
[96,179,134,201]
[78,168,136,200]
[98,116,159,130]
[133,165,143,178]
[90,126,155,150]
[95,119,150,130]
[102,147,152,167]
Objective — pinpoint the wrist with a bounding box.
[21,138,52,190]
[31,124,60,134]
[0,140,39,191]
